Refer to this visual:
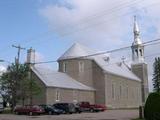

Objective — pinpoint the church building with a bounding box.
[26,17,149,109]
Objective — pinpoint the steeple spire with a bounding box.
[133,16,142,45]
[131,16,144,63]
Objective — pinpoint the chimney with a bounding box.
[27,47,35,64]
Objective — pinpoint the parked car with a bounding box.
[39,104,64,115]
[0,95,4,113]
[53,103,76,114]
[92,104,107,112]
[14,105,45,115]
[78,101,107,112]
[74,104,82,113]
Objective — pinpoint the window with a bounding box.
[73,90,78,103]
[126,86,129,99]
[63,62,67,72]
[55,89,60,102]
[132,87,135,99]
[120,85,122,99]
[79,61,84,72]
[139,49,143,56]
[112,83,115,100]
[135,49,138,56]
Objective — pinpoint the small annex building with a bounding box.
[26,17,149,109]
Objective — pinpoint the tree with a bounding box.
[0,63,23,109]
[0,63,41,109]
[153,57,160,92]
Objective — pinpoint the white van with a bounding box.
[0,95,4,113]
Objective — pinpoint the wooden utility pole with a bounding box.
[12,45,25,64]
[11,45,25,109]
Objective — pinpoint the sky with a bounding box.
[0,0,160,91]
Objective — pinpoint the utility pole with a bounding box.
[11,45,25,109]
[12,45,26,64]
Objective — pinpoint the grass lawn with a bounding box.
[2,107,13,114]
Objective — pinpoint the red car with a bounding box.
[14,105,45,115]
[78,102,107,112]
[91,104,107,112]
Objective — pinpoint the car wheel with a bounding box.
[48,111,52,115]
[15,111,19,115]
[56,113,60,115]
[29,112,33,116]
[90,109,94,112]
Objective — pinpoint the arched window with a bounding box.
[126,86,129,99]
[55,89,60,102]
[79,61,84,72]
[120,85,122,99]
[139,49,143,56]
[112,83,115,100]
[63,62,67,72]
[135,49,138,57]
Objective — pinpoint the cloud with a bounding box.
[0,65,6,75]
[39,0,133,48]
[39,0,160,48]
[35,52,45,62]
[38,0,160,91]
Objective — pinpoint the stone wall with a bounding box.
[105,73,142,109]
[46,88,95,104]
[92,61,105,104]
[58,59,94,87]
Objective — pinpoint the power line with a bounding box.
[2,37,160,65]
[34,50,160,76]
[0,0,145,53]
[25,0,160,48]
[0,0,157,58]
[12,45,26,64]
[0,1,159,62]
[32,38,160,64]
[21,3,152,48]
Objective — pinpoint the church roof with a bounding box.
[92,55,141,81]
[31,66,95,91]
[58,43,141,81]
[58,43,96,61]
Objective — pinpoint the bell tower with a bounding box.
[131,16,149,105]
[131,16,144,63]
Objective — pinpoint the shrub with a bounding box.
[144,92,160,120]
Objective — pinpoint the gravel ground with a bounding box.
[0,109,138,120]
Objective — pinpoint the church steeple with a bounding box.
[131,16,149,104]
[133,16,142,45]
[132,16,144,63]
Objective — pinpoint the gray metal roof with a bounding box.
[58,43,141,81]
[31,66,95,91]
[58,43,96,61]
[91,55,141,81]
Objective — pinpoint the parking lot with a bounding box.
[0,109,138,120]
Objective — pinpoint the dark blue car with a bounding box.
[39,105,64,115]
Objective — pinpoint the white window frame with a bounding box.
[73,90,78,103]
[119,85,122,99]
[111,83,116,100]
[63,62,67,72]
[55,89,60,102]
[78,61,84,73]
[126,86,129,99]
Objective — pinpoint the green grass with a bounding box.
[2,107,13,114]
